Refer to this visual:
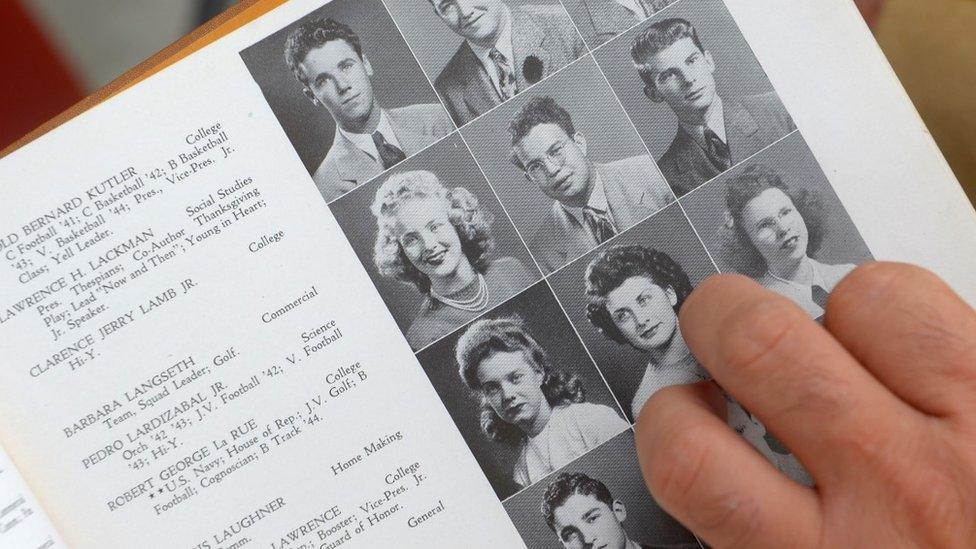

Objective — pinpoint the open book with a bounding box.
[2,0,974,547]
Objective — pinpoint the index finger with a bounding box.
[679,273,913,484]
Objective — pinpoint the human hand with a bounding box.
[635,263,976,548]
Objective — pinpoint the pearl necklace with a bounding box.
[430,274,489,312]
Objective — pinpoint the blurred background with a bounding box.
[0,0,973,205]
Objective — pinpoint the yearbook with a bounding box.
[1,0,975,547]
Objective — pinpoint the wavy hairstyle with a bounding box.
[455,316,585,446]
[372,170,494,296]
[631,18,705,90]
[284,17,362,87]
[584,246,694,346]
[721,163,826,278]
[541,472,615,532]
[508,96,576,171]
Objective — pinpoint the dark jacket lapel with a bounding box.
[457,42,502,114]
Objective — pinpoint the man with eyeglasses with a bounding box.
[510,96,673,273]
[631,18,795,198]
[427,0,586,127]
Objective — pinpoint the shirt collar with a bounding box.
[467,7,514,73]
[560,170,613,227]
[766,258,827,290]
[336,108,401,161]
[680,95,727,147]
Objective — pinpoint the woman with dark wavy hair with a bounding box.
[372,170,533,350]
[456,315,628,488]
[722,163,856,317]
[586,245,812,484]
[585,245,703,419]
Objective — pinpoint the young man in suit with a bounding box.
[428,0,587,126]
[542,472,700,549]
[631,18,796,197]
[510,96,674,273]
[284,17,454,202]
[562,0,674,48]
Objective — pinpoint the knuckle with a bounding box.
[699,493,764,549]
[778,360,857,424]
[645,420,715,506]
[718,296,802,379]
[834,418,896,468]
[827,262,936,319]
[889,440,976,545]
[645,421,765,548]
[900,301,976,367]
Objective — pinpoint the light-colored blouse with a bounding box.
[758,259,856,318]
[631,351,708,420]
[513,402,629,487]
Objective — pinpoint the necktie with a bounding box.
[488,48,518,100]
[582,207,617,245]
[704,128,732,171]
[811,285,829,310]
[372,131,406,169]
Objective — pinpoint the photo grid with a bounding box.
[239,0,876,546]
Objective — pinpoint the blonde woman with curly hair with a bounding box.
[372,170,534,349]
[456,315,628,488]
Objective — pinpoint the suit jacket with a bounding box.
[657,92,796,197]
[528,155,674,273]
[563,0,674,48]
[312,103,454,202]
[434,5,587,127]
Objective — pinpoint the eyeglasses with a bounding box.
[523,139,570,182]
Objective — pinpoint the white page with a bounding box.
[0,443,65,548]
[0,0,974,548]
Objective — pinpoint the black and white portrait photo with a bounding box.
[561,0,676,49]
[329,134,540,351]
[594,0,796,197]
[462,57,675,274]
[503,429,699,549]
[239,0,454,203]
[681,132,874,319]
[415,281,628,500]
[384,0,587,127]
[547,204,813,483]
[546,204,715,422]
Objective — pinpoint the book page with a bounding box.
[0,443,65,548]
[0,1,974,548]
